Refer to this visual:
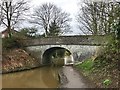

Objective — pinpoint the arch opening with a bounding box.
[42,47,74,66]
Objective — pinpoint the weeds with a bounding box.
[103,79,112,87]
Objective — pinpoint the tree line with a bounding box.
[77,0,120,36]
[0,0,120,38]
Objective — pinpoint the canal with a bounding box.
[2,66,59,88]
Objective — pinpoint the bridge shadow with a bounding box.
[42,47,73,66]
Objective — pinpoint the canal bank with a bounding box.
[74,59,119,88]
[2,48,41,74]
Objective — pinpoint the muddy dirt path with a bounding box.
[60,66,95,88]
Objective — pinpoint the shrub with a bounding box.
[94,36,118,68]
[2,37,22,49]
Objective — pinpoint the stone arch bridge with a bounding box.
[22,35,112,65]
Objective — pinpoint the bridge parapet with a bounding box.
[22,35,113,46]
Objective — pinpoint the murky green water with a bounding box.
[2,66,59,88]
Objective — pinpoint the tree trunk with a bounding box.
[45,27,49,37]
[6,2,11,38]
[8,25,12,38]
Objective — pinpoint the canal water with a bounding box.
[2,66,59,88]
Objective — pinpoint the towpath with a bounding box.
[60,66,95,88]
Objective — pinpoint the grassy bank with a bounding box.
[75,56,119,88]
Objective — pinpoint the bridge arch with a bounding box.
[25,45,100,66]
[42,47,73,65]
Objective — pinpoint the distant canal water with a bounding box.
[2,66,59,88]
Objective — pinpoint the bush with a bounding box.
[2,37,22,49]
[94,37,118,68]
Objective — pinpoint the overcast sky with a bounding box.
[0,0,84,35]
[29,0,83,35]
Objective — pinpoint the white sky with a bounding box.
[29,0,83,35]
[0,0,84,35]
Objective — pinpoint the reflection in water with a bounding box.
[2,66,59,88]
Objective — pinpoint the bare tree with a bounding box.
[0,0,29,37]
[77,0,120,35]
[30,3,71,37]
